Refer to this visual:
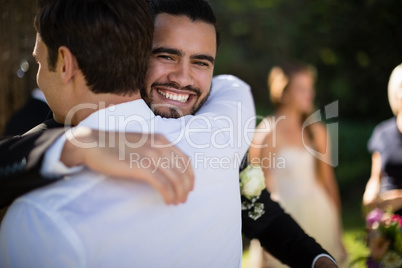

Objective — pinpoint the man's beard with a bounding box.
[140,82,211,118]
[152,105,183,119]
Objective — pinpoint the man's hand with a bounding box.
[61,127,194,205]
[314,256,338,268]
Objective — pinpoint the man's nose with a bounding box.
[167,61,194,88]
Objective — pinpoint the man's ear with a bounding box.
[57,46,79,84]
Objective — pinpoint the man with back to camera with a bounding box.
[0,0,338,267]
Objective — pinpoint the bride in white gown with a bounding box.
[249,62,346,267]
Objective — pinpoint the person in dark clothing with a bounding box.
[4,88,50,136]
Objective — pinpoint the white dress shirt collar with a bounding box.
[78,99,155,131]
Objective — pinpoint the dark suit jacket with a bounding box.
[0,119,65,207]
[4,97,51,136]
[242,190,328,267]
[0,121,330,267]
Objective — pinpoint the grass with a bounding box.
[342,181,371,267]
[343,229,369,268]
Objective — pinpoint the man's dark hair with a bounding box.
[147,0,220,48]
[34,0,153,95]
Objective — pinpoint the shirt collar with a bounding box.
[78,99,155,131]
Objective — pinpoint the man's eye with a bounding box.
[195,61,209,67]
[157,55,173,60]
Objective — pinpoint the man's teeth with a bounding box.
[158,90,189,103]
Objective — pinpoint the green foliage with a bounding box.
[380,221,399,244]
[344,229,370,268]
[210,0,401,122]
[210,2,400,261]
[336,120,376,187]
[395,231,402,254]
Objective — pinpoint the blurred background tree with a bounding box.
[210,0,401,121]
[208,0,402,221]
[207,1,401,263]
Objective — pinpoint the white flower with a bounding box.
[240,164,266,199]
[248,202,265,220]
[381,251,402,268]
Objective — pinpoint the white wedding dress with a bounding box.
[256,147,344,267]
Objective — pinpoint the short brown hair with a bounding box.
[34,0,153,95]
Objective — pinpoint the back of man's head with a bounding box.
[34,0,153,95]
[147,0,220,48]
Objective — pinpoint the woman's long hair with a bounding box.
[267,62,322,179]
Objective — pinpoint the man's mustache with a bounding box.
[151,82,201,97]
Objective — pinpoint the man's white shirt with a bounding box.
[0,75,255,268]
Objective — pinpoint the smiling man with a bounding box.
[142,13,215,118]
